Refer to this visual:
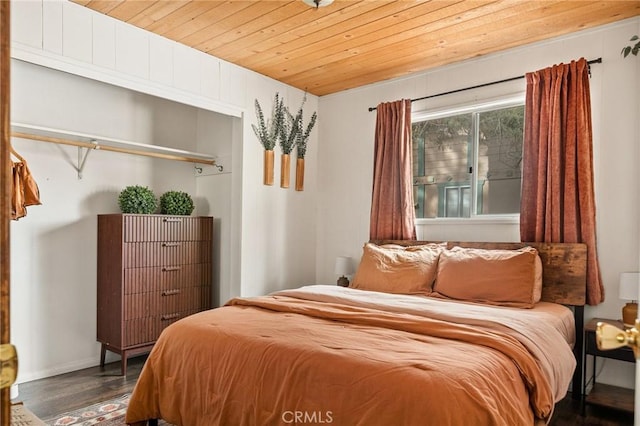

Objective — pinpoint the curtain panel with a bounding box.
[520,58,604,305]
[369,99,416,241]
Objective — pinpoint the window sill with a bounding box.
[415,215,520,226]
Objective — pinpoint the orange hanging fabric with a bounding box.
[11,162,25,220]
[10,147,41,220]
[520,58,603,305]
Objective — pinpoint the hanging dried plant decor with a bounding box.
[621,35,639,58]
[292,95,317,192]
[281,153,291,188]
[295,157,305,191]
[278,96,299,189]
[252,93,284,186]
[263,149,274,186]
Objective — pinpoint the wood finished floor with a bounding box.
[15,355,634,425]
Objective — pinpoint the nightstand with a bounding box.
[583,318,635,413]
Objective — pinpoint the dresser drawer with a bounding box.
[123,309,202,347]
[124,264,212,294]
[124,286,212,319]
[124,215,213,242]
[123,242,212,267]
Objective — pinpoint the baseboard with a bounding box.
[16,357,101,384]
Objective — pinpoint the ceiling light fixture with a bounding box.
[302,0,334,8]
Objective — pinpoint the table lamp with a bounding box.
[618,272,640,328]
[334,256,354,287]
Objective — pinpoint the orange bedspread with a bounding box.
[126,286,575,426]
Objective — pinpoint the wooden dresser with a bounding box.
[97,214,213,375]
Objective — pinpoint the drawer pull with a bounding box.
[162,266,181,272]
[161,313,181,321]
[162,289,181,296]
[163,218,183,223]
[162,242,181,248]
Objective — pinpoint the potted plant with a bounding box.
[283,93,317,191]
[118,185,158,214]
[159,191,195,215]
[252,93,284,186]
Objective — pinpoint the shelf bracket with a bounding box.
[76,140,97,179]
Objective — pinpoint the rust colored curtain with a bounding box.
[370,99,416,240]
[520,58,603,305]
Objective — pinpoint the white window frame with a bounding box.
[412,94,525,224]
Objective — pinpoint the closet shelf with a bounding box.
[10,123,216,177]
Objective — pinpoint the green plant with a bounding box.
[118,185,158,214]
[252,93,285,151]
[281,93,317,158]
[160,191,195,216]
[295,108,317,159]
[622,35,639,58]
[280,103,302,155]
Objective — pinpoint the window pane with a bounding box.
[412,102,523,219]
[461,186,471,217]
[476,105,524,215]
[412,113,472,218]
[444,187,459,217]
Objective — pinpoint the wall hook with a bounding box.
[193,159,227,176]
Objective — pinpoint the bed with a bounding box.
[126,241,587,426]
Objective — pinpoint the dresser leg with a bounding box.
[121,351,127,376]
[100,344,106,369]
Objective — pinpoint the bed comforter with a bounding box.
[126,285,576,426]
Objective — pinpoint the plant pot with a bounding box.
[263,150,274,186]
[295,157,305,191]
[281,153,290,188]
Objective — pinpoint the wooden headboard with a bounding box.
[370,240,587,306]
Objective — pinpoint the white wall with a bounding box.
[10,59,216,381]
[11,0,243,117]
[317,18,640,389]
[10,0,318,384]
[239,77,319,297]
[194,109,238,306]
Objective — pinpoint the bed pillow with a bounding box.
[431,246,543,308]
[350,243,444,294]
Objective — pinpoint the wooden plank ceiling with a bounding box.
[74,0,640,96]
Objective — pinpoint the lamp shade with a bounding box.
[334,256,354,276]
[302,0,334,7]
[619,272,640,301]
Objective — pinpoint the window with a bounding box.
[444,185,470,217]
[412,98,524,219]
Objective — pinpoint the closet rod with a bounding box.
[11,131,215,166]
[367,57,603,112]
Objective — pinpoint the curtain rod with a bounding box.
[367,57,602,112]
